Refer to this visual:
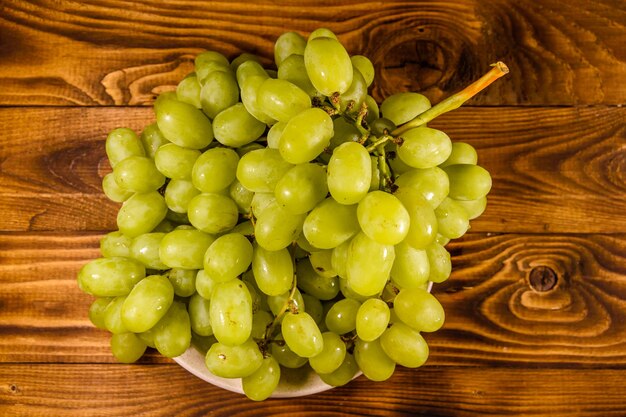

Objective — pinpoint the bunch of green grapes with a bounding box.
[78,28,506,401]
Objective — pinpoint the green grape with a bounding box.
[281,312,323,358]
[213,103,266,147]
[346,232,395,297]
[330,238,352,279]
[394,167,450,209]
[232,220,254,237]
[200,70,239,118]
[309,332,346,374]
[104,296,129,334]
[239,74,276,125]
[436,233,450,246]
[279,108,333,164]
[205,338,263,378]
[153,301,192,358]
[242,355,281,401]
[350,55,375,86]
[210,278,252,346]
[110,333,147,363]
[296,233,322,254]
[318,353,359,387]
[394,187,437,249]
[78,257,145,297]
[244,280,262,314]
[204,233,253,282]
[380,322,429,368]
[303,197,360,249]
[439,142,478,167]
[380,92,431,126]
[113,156,165,193]
[354,338,395,381]
[116,192,168,238]
[370,117,396,137]
[435,197,470,239]
[236,60,268,85]
[121,275,174,333]
[154,143,200,180]
[195,269,218,299]
[105,127,145,168]
[296,258,339,300]
[155,95,214,149]
[356,191,410,245]
[230,53,261,70]
[167,268,197,297]
[195,50,230,82]
[236,148,294,193]
[308,250,336,278]
[129,233,168,270]
[355,298,390,341]
[390,241,430,289]
[397,127,452,169]
[191,147,239,193]
[256,78,311,123]
[308,27,338,40]
[325,298,361,334]
[176,73,202,108]
[254,200,306,251]
[159,228,215,269]
[338,65,367,111]
[266,121,286,149]
[250,310,273,339]
[237,143,266,157]
[274,163,328,214]
[302,293,324,325]
[426,242,452,283]
[277,54,317,97]
[229,180,254,214]
[151,219,175,233]
[187,193,239,234]
[394,287,445,332]
[364,95,380,125]
[267,288,305,317]
[369,156,380,191]
[140,123,170,159]
[138,327,157,349]
[251,244,293,296]
[455,196,487,220]
[250,192,275,218]
[338,279,371,303]
[164,179,200,213]
[274,31,307,66]
[443,164,492,201]
[88,297,113,329]
[188,293,213,336]
[327,142,371,205]
[100,231,132,258]
[304,37,352,95]
[328,117,360,152]
[271,335,308,368]
[102,173,133,202]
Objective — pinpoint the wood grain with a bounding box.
[0,0,625,106]
[2,364,626,417]
[1,106,624,233]
[3,232,626,366]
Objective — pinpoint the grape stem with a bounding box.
[392,61,510,136]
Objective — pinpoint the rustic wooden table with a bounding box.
[1,0,625,415]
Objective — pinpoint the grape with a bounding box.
[154,143,200,180]
[309,332,346,374]
[443,164,492,200]
[164,179,200,213]
[440,142,478,167]
[364,95,380,125]
[380,92,431,126]
[390,241,430,289]
[356,191,410,245]
[210,278,253,346]
[308,250,336,278]
[113,156,165,193]
[100,231,132,258]
[304,37,352,95]
[104,296,129,334]
[302,293,324,325]
[325,298,361,334]
[281,312,323,358]
[328,117,360,152]
[159,228,215,269]
[380,322,429,368]
[308,27,337,40]
[176,73,202,108]
[266,121,286,149]
[256,78,311,122]
[369,156,380,191]
[110,333,147,363]
[426,242,452,283]
[279,108,333,164]
[213,103,266,147]
[250,310,273,339]
[394,187,438,249]
[236,60,268,86]
[129,233,167,270]
[254,200,306,251]
[355,298,390,341]
[397,127,452,169]
[303,197,360,249]
[318,353,359,387]
[78,257,145,297]
[121,275,174,333]
[195,269,218,299]
[435,197,470,239]
[346,232,395,297]
[204,233,254,282]
[188,293,213,336]
[277,54,317,97]
[230,53,261,71]
[268,289,304,317]
[296,258,339,300]
[167,268,197,297]
[102,173,133,202]
[251,244,293,296]
[192,147,239,193]
[195,50,230,82]
[455,196,487,220]
[140,123,170,159]
[205,338,263,378]
[105,128,145,168]
[327,142,371,205]
[88,297,112,330]
[155,95,214,149]
[200,70,239,118]
[394,287,445,332]
[338,65,367,111]
[187,193,239,234]
[274,31,307,66]
[370,117,396,137]
[239,74,276,125]
[242,356,282,401]
[236,148,294,193]
[229,180,254,214]
[153,301,191,357]
[274,163,328,214]
[250,192,276,218]
[394,167,450,209]
[350,55,375,87]
[330,238,352,279]
[354,338,395,381]
[271,335,308,368]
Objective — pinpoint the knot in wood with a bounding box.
[528,266,558,292]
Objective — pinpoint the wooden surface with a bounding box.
[1,0,625,415]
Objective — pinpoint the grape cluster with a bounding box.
[78,28,494,401]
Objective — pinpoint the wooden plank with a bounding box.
[1,364,626,416]
[0,0,625,106]
[1,106,624,233]
[2,232,626,366]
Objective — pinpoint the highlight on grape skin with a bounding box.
[78,27,507,401]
